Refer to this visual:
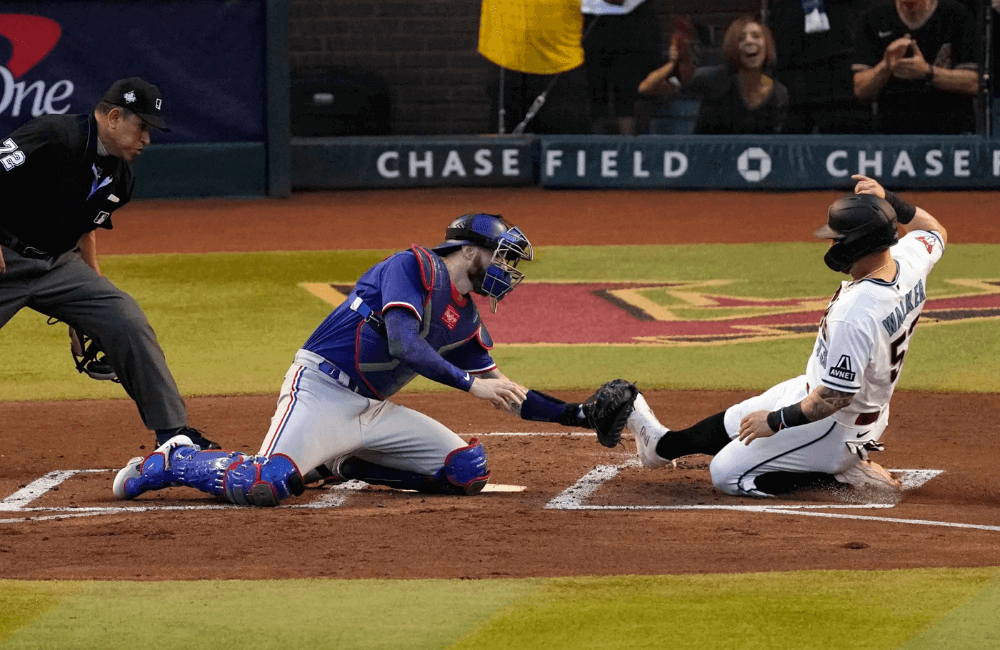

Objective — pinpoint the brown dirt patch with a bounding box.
[2,188,998,580]
[1,390,998,580]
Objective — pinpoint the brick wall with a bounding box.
[288,0,761,135]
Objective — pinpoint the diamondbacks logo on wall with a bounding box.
[0,14,72,119]
[829,355,856,382]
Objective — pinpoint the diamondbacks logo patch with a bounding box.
[299,278,1000,346]
[441,304,460,330]
[829,355,856,382]
[916,235,936,254]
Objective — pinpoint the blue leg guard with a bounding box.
[438,438,491,495]
[341,438,491,495]
[172,447,249,496]
[223,454,304,507]
[114,438,248,500]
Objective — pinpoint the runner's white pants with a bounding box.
[714,375,889,496]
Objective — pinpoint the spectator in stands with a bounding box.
[478,0,591,134]
[771,0,873,133]
[853,0,981,135]
[638,15,789,135]
[581,0,662,135]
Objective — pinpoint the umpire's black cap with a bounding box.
[101,77,170,131]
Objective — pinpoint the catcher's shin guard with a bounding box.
[114,435,244,499]
[114,436,251,500]
[223,455,304,507]
[340,439,491,495]
[113,435,193,499]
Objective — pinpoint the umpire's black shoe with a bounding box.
[155,426,221,450]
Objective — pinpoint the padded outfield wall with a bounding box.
[294,135,1000,191]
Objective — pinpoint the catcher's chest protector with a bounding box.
[356,246,491,397]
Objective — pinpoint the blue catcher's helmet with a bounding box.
[431,213,533,311]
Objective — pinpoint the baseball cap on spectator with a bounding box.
[101,77,170,131]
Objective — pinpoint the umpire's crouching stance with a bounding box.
[0,77,218,450]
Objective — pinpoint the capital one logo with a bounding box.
[0,14,73,118]
[737,147,772,183]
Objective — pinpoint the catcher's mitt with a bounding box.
[582,379,639,448]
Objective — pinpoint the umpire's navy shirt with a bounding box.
[0,113,134,256]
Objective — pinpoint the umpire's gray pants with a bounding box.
[0,245,187,431]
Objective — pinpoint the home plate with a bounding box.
[483,484,526,492]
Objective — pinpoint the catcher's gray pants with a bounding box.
[0,245,187,431]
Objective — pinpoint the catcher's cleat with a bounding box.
[113,434,195,499]
[834,460,901,491]
[628,393,670,469]
[156,426,220,451]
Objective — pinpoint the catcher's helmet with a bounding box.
[815,194,899,273]
[431,213,533,311]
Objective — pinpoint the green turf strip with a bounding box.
[1,244,997,400]
[1,569,997,650]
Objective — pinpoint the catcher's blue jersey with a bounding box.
[303,245,496,399]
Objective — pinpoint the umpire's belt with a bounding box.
[317,360,363,395]
[0,227,56,261]
[346,290,387,336]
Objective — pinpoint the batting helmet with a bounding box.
[431,213,533,311]
[815,194,899,273]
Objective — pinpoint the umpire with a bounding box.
[0,77,218,450]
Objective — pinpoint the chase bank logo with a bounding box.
[737,147,772,183]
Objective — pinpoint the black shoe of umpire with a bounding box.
[155,426,222,450]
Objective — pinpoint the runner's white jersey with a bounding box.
[805,230,945,425]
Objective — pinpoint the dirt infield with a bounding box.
[1,189,998,580]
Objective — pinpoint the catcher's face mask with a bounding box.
[480,226,532,312]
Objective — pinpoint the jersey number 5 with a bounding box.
[0,138,25,171]
[889,315,920,383]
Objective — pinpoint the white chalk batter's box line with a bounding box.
[0,432,993,533]
[546,458,1000,533]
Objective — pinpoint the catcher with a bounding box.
[113,214,635,505]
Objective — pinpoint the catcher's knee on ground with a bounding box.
[224,454,305,506]
[341,438,491,495]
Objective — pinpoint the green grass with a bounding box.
[2,243,998,400]
[2,569,998,650]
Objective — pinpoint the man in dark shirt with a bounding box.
[0,77,219,451]
[853,0,981,134]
